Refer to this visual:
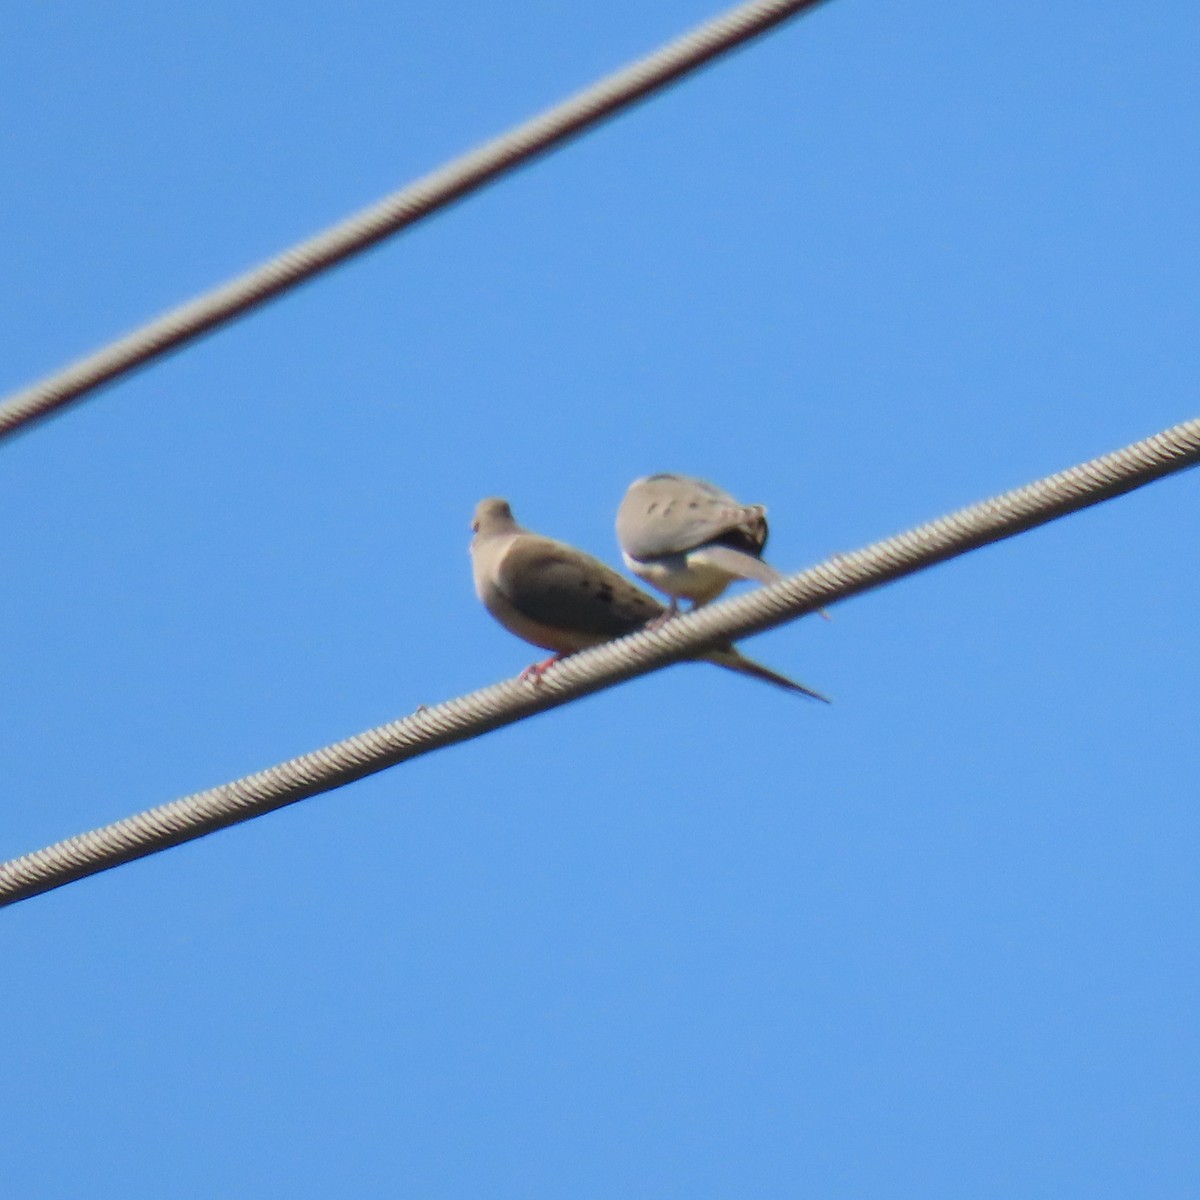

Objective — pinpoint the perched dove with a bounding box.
[471,497,828,701]
[616,473,784,613]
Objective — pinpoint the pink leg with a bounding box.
[646,598,680,630]
[520,654,563,682]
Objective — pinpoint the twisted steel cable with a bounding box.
[2,416,1198,908]
[0,0,831,442]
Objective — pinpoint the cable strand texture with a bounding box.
[0,0,829,441]
[2,416,1198,907]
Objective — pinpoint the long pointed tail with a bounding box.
[704,646,831,703]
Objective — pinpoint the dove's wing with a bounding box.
[617,473,768,562]
[493,533,664,647]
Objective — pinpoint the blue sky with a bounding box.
[2,1,1198,1195]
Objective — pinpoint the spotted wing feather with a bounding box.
[618,474,769,562]
[496,535,664,641]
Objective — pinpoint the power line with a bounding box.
[0,0,831,443]
[2,416,1197,908]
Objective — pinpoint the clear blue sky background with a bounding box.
[2,1,1197,1195]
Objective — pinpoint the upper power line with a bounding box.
[0,0,830,442]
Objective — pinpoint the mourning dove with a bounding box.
[616,473,783,613]
[471,497,828,701]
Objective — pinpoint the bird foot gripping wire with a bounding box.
[519,655,563,684]
[644,607,679,632]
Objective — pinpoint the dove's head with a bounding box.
[471,497,518,538]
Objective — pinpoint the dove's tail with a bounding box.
[690,544,783,587]
[689,547,832,621]
[704,646,831,703]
